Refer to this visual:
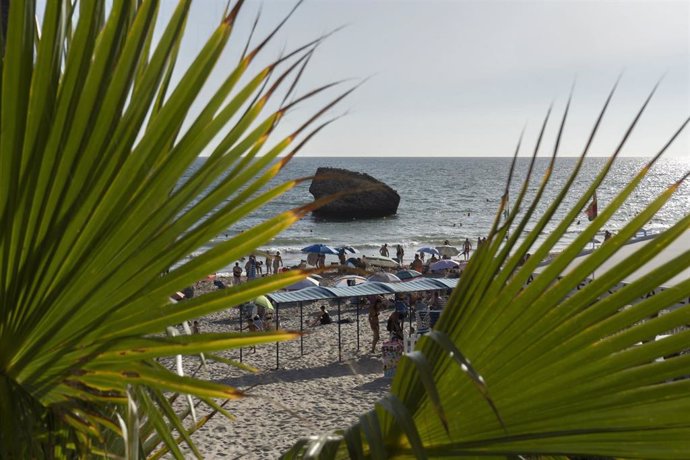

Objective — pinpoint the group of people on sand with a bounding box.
[376,238,478,267]
[379,243,405,263]
[367,291,449,353]
[232,251,284,285]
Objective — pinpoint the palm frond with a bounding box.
[285,91,690,459]
[0,1,347,456]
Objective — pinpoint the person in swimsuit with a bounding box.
[369,299,383,353]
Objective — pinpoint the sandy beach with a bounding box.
[170,275,394,458]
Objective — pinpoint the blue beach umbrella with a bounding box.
[301,244,339,255]
[418,246,440,256]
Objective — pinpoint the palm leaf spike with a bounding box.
[468,81,667,353]
[484,77,622,306]
[166,27,341,203]
[460,86,623,354]
[137,387,187,460]
[219,85,358,213]
[26,0,161,272]
[150,85,352,261]
[147,387,203,459]
[170,52,330,213]
[493,177,690,395]
[14,0,191,323]
[0,1,36,304]
[32,0,144,239]
[401,351,450,434]
[15,43,336,358]
[476,138,688,381]
[451,106,550,330]
[12,2,71,296]
[158,41,327,203]
[498,126,523,226]
[458,95,577,343]
[20,265,306,376]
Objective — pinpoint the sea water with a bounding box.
[183,156,690,272]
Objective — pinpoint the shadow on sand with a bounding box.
[219,355,389,392]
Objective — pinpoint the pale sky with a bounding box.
[159,1,689,157]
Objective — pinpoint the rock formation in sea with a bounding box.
[308,167,400,219]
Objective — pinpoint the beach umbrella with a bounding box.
[334,275,367,287]
[284,277,320,291]
[253,295,274,311]
[418,246,440,256]
[301,244,339,255]
[336,246,358,254]
[395,269,423,281]
[367,272,402,283]
[363,254,401,269]
[436,245,460,257]
[430,259,460,272]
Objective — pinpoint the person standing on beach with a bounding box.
[396,244,404,264]
[273,251,283,273]
[369,299,383,353]
[379,243,389,257]
[410,254,423,272]
[265,253,273,275]
[386,311,405,341]
[232,262,242,285]
[245,255,257,280]
[463,238,472,260]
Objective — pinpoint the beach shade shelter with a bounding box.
[265,278,460,368]
[284,277,320,291]
[301,243,339,255]
[367,272,402,283]
[363,254,401,269]
[418,246,440,256]
[395,269,423,281]
[436,245,460,257]
[334,275,367,287]
[430,259,461,272]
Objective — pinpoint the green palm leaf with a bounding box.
[0,1,348,457]
[285,94,690,458]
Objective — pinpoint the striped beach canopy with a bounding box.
[266,278,458,304]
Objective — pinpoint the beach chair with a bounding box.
[405,309,432,353]
[415,309,431,335]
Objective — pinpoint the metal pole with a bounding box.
[408,295,413,334]
[356,297,360,352]
[239,306,243,363]
[276,303,280,369]
[300,301,304,356]
[337,299,342,362]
